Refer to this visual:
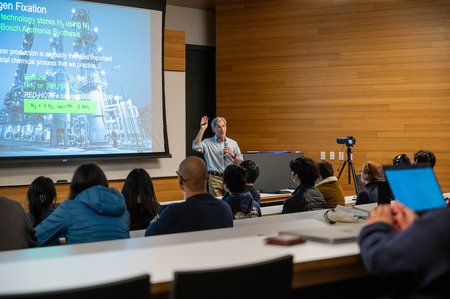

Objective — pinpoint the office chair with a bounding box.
[0,274,150,299]
[170,255,293,299]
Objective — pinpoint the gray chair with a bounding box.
[170,255,293,299]
[0,274,150,299]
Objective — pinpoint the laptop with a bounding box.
[377,180,393,205]
[279,224,363,244]
[383,164,446,211]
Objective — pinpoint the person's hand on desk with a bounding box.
[366,204,394,226]
[366,202,417,231]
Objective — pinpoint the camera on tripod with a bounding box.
[336,136,356,147]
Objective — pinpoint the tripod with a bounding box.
[337,145,360,195]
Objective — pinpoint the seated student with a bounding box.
[222,160,261,203]
[0,196,36,251]
[359,202,450,297]
[392,153,411,166]
[355,161,381,205]
[413,149,436,168]
[240,160,261,203]
[282,157,326,214]
[27,176,57,227]
[145,156,233,236]
[315,160,345,208]
[222,164,261,219]
[35,163,130,246]
[122,168,161,231]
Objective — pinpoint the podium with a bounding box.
[243,151,303,193]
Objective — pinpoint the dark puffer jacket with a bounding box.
[282,184,327,214]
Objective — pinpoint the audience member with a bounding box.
[359,202,450,297]
[355,161,381,205]
[27,176,57,227]
[192,116,243,196]
[315,160,345,208]
[222,164,261,218]
[413,150,436,168]
[282,157,326,214]
[0,196,36,251]
[145,156,233,236]
[35,163,130,246]
[392,153,411,166]
[240,160,261,203]
[122,168,161,230]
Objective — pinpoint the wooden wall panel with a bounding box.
[1,177,183,211]
[216,0,450,195]
[164,30,186,71]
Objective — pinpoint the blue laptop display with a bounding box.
[383,165,446,211]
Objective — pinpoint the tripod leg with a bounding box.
[337,161,347,179]
[349,162,360,194]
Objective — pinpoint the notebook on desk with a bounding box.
[279,224,364,244]
[383,164,446,211]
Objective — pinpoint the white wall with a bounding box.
[166,5,214,46]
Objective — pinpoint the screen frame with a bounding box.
[0,0,170,165]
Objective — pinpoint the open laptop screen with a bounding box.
[383,165,446,211]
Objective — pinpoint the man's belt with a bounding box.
[208,171,223,177]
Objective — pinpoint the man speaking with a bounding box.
[192,116,243,196]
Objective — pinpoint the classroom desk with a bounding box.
[0,206,372,298]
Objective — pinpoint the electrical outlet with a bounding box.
[339,151,344,160]
[329,151,335,160]
[320,151,326,160]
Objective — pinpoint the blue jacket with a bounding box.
[145,193,233,236]
[359,207,450,296]
[36,186,130,246]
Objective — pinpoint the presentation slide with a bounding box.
[0,0,166,163]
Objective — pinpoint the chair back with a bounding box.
[170,255,293,299]
[0,274,150,299]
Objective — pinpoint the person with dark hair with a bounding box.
[0,196,36,251]
[27,176,57,227]
[223,164,261,218]
[359,202,450,297]
[240,160,261,203]
[315,160,345,208]
[282,157,326,214]
[145,156,233,236]
[35,163,130,246]
[122,168,161,230]
[413,150,436,168]
[192,116,243,196]
[355,161,382,205]
[393,153,411,166]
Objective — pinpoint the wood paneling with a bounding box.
[216,0,450,195]
[165,30,186,71]
[1,177,183,211]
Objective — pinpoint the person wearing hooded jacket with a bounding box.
[222,164,261,218]
[35,163,130,246]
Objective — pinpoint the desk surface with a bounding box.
[0,204,375,297]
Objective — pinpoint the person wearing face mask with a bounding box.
[355,161,382,205]
[281,157,326,214]
[192,116,243,196]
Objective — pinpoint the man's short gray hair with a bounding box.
[211,117,227,128]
